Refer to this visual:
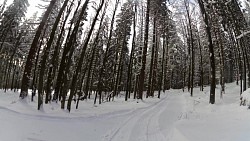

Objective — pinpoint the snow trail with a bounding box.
[2,84,248,141]
[104,91,185,141]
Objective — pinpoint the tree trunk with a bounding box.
[38,0,70,109]
[52,0,82,101]
[217,30,225,97]
[138,0,150,100]
[31,36,44,102]
[85,3,107,103]
[125,4,136,101]
[20,0,57,99]
[151,31,158,97]
[185,0,195,97]
[113,34,126,101]
[159,34,166,98]
[4,32,22,92]
[67,0,104,112]
[96,0,119,104]
[197,33,203,91]
[197,0,216,104]
[147,15,156,98]
[46,1,74,103]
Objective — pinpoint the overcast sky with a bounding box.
[6,0,45,18]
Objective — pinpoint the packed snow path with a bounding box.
[1,84,250,141]
[104,92,184,141]
[0,91,185,141]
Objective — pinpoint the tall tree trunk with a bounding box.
[197,33,203,91]
[85,3,107,104]
[96,0,119,104]
[147,15,156,98]
[20,0,57,99]
[217,30,225,97]
[151,31,158,97]
[228,0,248,94]
[52,0,82,101]
[186,23,191,92]
[197,0,216,104]
[164,35,169,90]
[67,0,104,112]
[47,0,75,102]
[159,34,166,98]
[125,4,137,101]
[241,40,247,92]
[138,0,150,100]
[134,75,139,99]
[185,0,195,97]
[37,0,70,109]
[113,34,126,101]
[228,27,239,86]
[31,34,45,102]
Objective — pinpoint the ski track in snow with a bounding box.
[103,91,185,141]
[26,137,46,141]
[0,104,145,122]
[1,83,250,141]
[0,91,187,141]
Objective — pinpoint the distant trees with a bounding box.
[0,0,29,92]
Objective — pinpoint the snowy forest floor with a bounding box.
[0,83,250,141]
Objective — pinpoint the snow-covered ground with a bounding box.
[0,83,250,141]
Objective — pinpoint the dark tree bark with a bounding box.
[147,15,156,98]
[158,33,166,98]
[86,2,107,104]
[228,0,249,94]
[113,34,126,101]
[37,0,70,109]
[138,0,150,100]
[197,33,203,91]
[185,0,195,97]
[96,0,119,103]
[52,0,82,101]
[4,32,22,92]
[125,4,137,101]
[31,30,46,102]
[151,29,158,97]
[20,0,57,99]
[164,31,169,91]
[47,0,75,102]
[67,0,105,112]
[197,0,216,104]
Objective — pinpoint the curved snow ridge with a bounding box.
[0,106,80,121]
[0,95,167,122]
[90,97,169,121]
[0,105,149,122]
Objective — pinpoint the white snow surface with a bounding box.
[0,83,250,141]
[241,88,250,106]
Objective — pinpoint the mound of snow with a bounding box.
[241,88,250,107]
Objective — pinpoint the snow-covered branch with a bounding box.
[236,30,250,39]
